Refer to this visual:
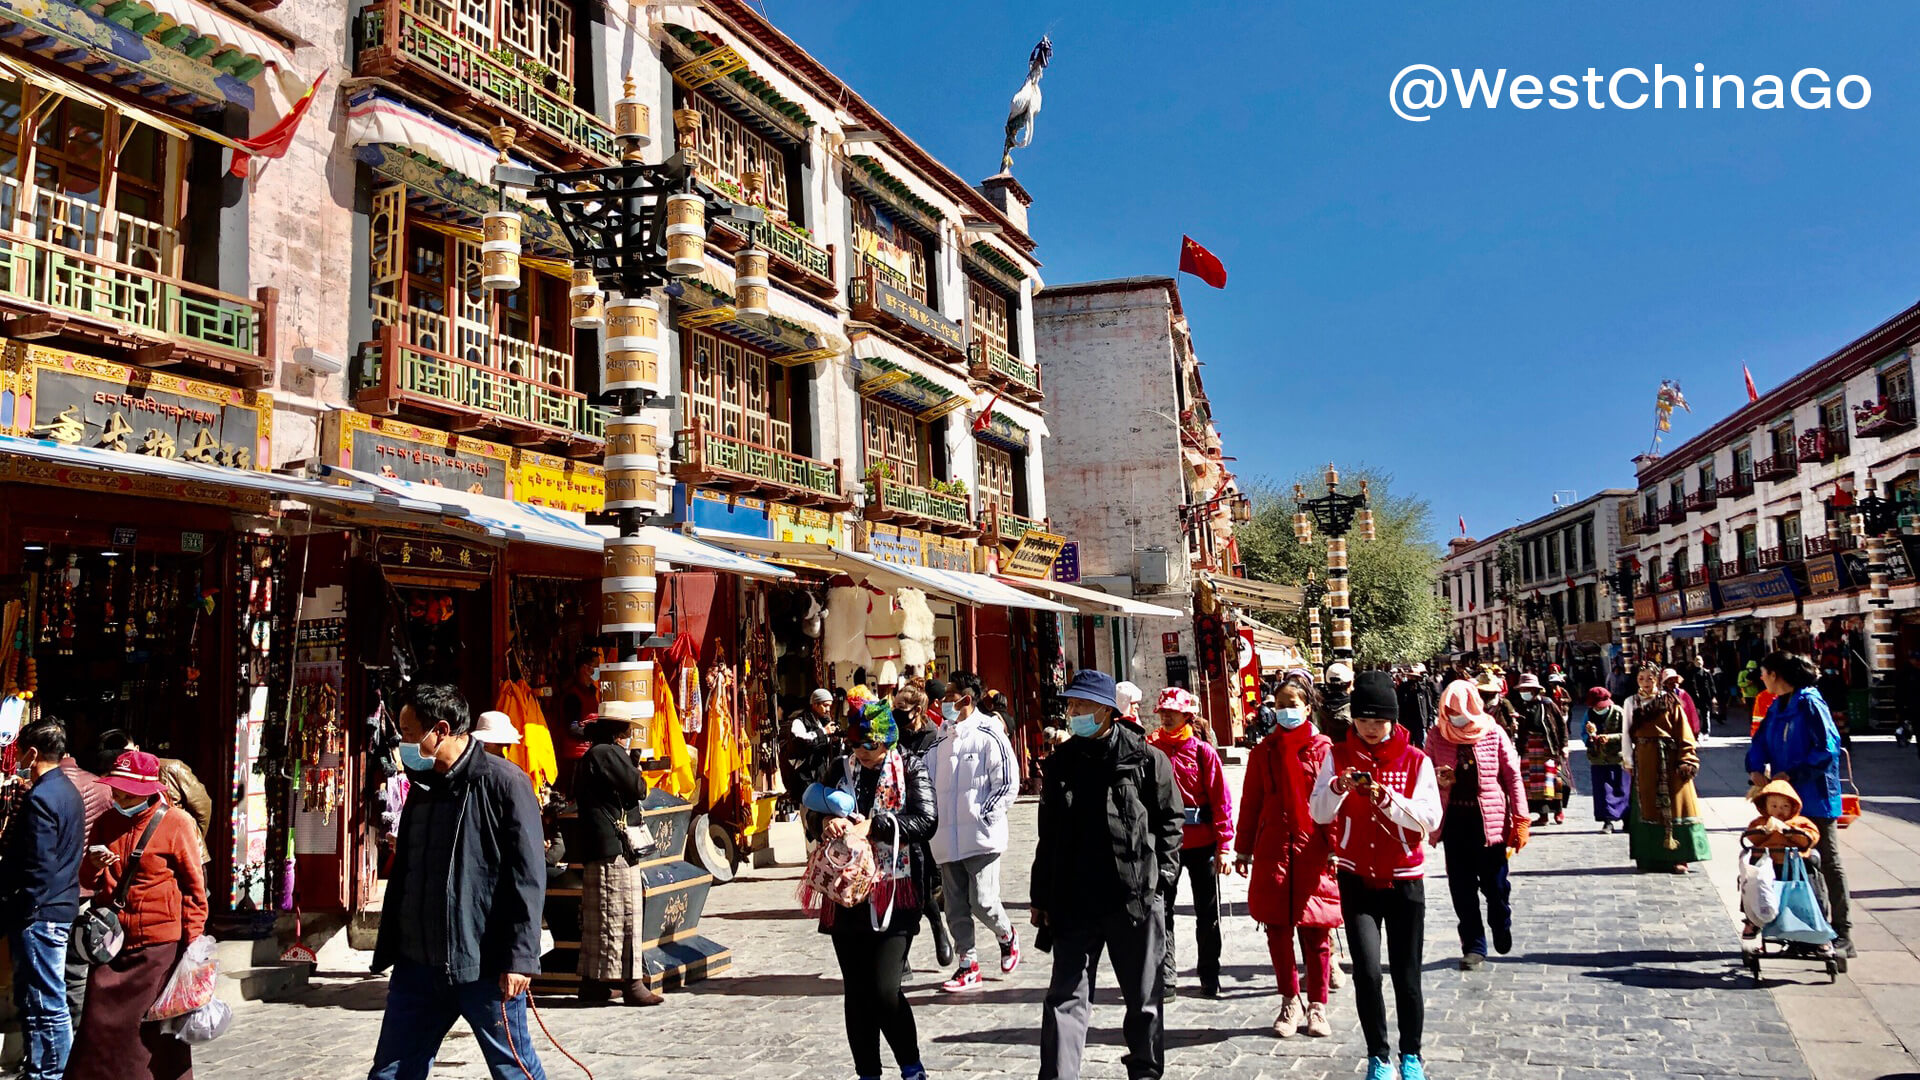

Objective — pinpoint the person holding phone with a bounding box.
[1310,672,1442,1080]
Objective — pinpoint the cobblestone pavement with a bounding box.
[200,753,1817,1080]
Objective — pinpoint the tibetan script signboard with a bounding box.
[1003,529,1067,579]
[322,412,510,498]
[2,346,271,469]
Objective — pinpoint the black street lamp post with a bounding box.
[1294,465,1374,675]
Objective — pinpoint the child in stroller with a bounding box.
[1739,777,1842,977]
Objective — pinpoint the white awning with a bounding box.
[326,467,606,551]
[637,526,792,580]
[121,0,298,75]
[993,576,1183,618]
[693,531,1069,611]
[907,565,1073,613]
[1203,574,1303,612]
[347,93,535,188]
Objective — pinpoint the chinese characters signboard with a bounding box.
[1052,542,1080,583]
[375,534,496,577]
[862,271,966,354]
[321,412,509,499]
[921,532,973,573]
[1003,530,1067,579]
[2,346,271,469]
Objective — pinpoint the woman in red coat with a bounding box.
[1234,681,1342,1039]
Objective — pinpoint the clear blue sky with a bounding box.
[761,1,1920,542]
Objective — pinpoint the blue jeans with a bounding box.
[367,961,547,1080]
[9,920,73,1080]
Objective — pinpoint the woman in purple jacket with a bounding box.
[1424,680,1528,970]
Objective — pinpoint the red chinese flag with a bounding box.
[1744,364,1759,403]
[229,69,328,178]
[1458,515,1467,535]
[1178,235,1227,289]
[972,390,1004,434]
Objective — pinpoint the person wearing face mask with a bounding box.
[782,688,840,844]
[1,720,84,1080]
[1582,687,1630,833]
[65,750,206,1080]
[1310,671,1442,1080]
[368,684,549,1080]
[1396,665,1437,749]
[1247,693,1282,747]
[892,684,955,972]
[94,730,211,881]
[926,672,1021,992]
[1234,681,1341,1039]
[1425,681,1527,971]
[1510,674,1567,827]
[1318,663,1355,743]
[1473,669,1517,740]
[571,715,662,1007]
[801,697,937,1080]
[1033,670,1184,1080]
[1147,687,1233,1000]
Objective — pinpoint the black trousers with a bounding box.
[1338,872,1425,1061]
[1160,844,1221,990]
[831,931,921,1078]
[1040,900,1166,1080]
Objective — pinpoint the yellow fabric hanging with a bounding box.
[701,667,737,811]
[495,679,559,792]
[647,674,697,799]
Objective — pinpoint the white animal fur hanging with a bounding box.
[897,588,935,671]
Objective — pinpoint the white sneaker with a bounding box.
[1305,1001,1332,1037]
[1329,962,1345,991]
[1273,996,1304,1038]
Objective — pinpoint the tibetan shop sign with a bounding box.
[322,412,508,498]
[922,532,973,573]
[1805,551,1862,596]
[677,487,772,538]
[772,504,841,545]
[3,346,270,469]
[1682,583,1716,615]
[864,523,923,566]
[1052,541,1081,583]
[1003,529,1068,579]
[510,451,603,514]
[1655,591,1684,621]
[1633,595,1658,623]
[1716,566,1803,608]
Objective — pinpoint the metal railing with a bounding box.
[1716,471,1755,499]
[677,416,841,499]
[981,503,1044,543]
[1753,452,1798,481]
[361,297,607,439]
[1855,394,1918,439]
[1684,488,1717,512]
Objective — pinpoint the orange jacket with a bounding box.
[81,801,208,949]
[1745,813,1819,855]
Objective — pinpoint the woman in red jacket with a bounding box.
[1234,680,1341,1039]
[66,751,208,1080]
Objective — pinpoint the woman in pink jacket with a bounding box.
[1234,679,1342,1038]
[1147,687,1233,999]
[1423,680,1528,970]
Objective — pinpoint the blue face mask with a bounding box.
[398,743,434,771]
[940,701,960,724]
[1276,706,1308,730]
[113,798,148,817]
[1067,712,1105,739]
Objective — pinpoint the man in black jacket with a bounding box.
[1033,670,1184,1080]
[3,720,83,1080]
[369,685,549,1080]
[1396,664,1437,748]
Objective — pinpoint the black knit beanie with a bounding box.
[1350,671,1400,722]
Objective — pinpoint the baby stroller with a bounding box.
[1738,827,1843,981]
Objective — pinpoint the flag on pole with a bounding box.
[1458,515,1467,536]
[1744,365,1759,403]
[229,69,328,177]
[1178,235,1227,289]
[972,390,1004,435]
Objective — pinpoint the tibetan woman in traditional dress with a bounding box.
[1623,665,1709,873]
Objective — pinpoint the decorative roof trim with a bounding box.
[847,154,943,231]
[665,23,813,132]
[965,241,1025,291]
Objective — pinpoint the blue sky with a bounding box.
[761,1,1920,542]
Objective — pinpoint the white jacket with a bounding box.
[927,709,1019,864]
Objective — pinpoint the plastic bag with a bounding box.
[1766,853,1833,944]
[144,934,218,1021]
[168,997,232,1044]
[1739,852,1779,926]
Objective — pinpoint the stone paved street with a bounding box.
[192,735,1858,1080]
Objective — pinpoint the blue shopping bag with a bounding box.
[1765,853,1834,945]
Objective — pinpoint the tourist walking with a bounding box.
[96,730,212,877]
[1234,680,1339,1039]
[1424,682,1526,970]
[1318,662,1355,742]
[1624,666,1709,874]
[1511,674,1568,826]
[1147,686,1233,999]
[1,720,84,1080]
[801,696,936,1080]
[1583,688,1630,832]
[1310,672,1441,1080]
[1748,651,1853,957]
[573,715,664,1006]
[368,684,549,1080]
[1396,665,1437,748]
[1034,670,1184,1080]
[1475,670,1517,739]
[926,672,1020,992]
[65,750,208,1080]
[894,683,956,970]
[1663,668,1702,740]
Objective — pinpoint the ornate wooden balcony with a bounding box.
[707,213,836,300]
[1654,502,1687,527]
[675,416,848,509]
[1854,396,1917,440]
[1716,471,1754,499]
[1627,509,1658,536]
[1683,488,1717,513]
[0,178,271,381]
[1757,542,1805,567]
[1753,452,1798,482]
[864,476,976,537]
[355,299,607,458]
[980,503,1045,546]
[850,267,967,365]
[1797,426,1847,464]
[1804,533,1858,557]
[969,341,1042,403]
[356,0,615,167]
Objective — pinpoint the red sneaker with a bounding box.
[941,963,982,992]
[999,931,1021,974]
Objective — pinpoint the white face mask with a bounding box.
[1448,709,1474,727]
[1276,706,1308,730]
[1520,692,1536,703]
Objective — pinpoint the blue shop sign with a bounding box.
[1716,566,1803,607]
[1053,542,1081,583]
[1656,591,1684,621]
[1682,583,1716,614]
[674,485,772,539]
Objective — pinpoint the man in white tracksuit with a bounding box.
[927,671,1021,992]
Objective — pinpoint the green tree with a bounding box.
[1236,466,1451,665]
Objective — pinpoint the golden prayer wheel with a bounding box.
[615,91,651,147]
[482,210,522,246]
[601,576,658,634]
[665,193,706,276]
[569,267,605,329]
[603,539,657,580]
[734,247,769,321]
[596,660,655,710]
[604,467,661,511]
[604,417,663,460]
[1326,537,1348,570]
[481,243,520,290]
[604,296,664,393]
[604,350,661,394]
